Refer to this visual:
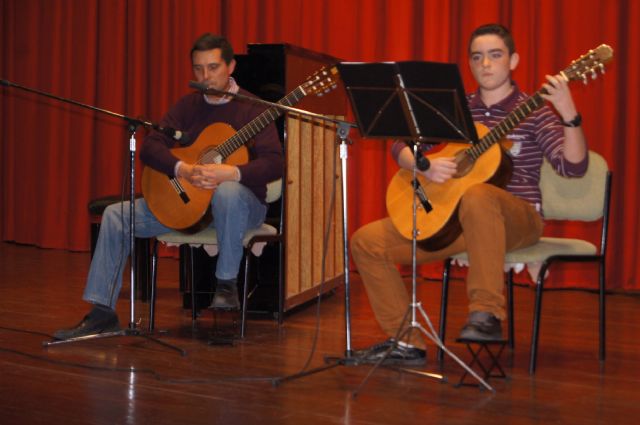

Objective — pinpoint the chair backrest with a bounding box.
[540,151,610,221]
[265,178,283,204]
[264,177,286,234]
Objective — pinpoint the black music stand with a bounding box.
[337,61,477,143]
[337,61,494,393]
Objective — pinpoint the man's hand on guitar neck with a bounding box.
[540,73,588,164]
[177,162,241,190]
[540,73,578,122]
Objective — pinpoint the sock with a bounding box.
[216,278,237,289]
[397,340,415,349]
[88,303,115,320]
[398,341,422,350]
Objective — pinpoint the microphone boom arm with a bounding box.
[1,78,177,136]
[189,81,357,129]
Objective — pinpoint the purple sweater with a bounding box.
[392,84,588,213]
[141,89,283,204]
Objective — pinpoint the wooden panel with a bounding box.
[312,119,325,287]
[279,45,347,311]
[298,119,313,292]
[176,44,347,314]
[328,119,345,279]
[285,117,301,298]
[284,114,345,310]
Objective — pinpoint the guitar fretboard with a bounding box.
[197,87,306,164]
[466,92,545,160]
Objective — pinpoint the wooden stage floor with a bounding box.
[1,241,639,424]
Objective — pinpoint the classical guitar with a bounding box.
[386,44,614,251]
[142,66,338,233]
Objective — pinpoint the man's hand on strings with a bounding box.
[422,157,457,183]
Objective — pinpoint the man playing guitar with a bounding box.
[351,24,588,365]
[54,34,283,340]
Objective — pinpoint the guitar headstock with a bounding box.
[302,66,339,97]
[563,44,614,84]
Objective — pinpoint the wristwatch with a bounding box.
[562,113,582,127]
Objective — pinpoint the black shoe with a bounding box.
[459,311,503,341]
[209,281,240,310]
[53,308,120,340]
[354,338,426,366]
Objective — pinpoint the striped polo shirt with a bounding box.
[467,84,588,212]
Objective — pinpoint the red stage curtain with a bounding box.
[1,0,638,290]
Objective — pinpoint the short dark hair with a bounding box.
[190,33,234,64]
[468,24,516,55]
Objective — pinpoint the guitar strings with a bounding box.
[195,86,306,166]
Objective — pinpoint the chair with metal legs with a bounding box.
[148,179,284,338]
[439,151,611,375]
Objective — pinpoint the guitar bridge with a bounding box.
[169,176,190,204]
[412,179,433,212]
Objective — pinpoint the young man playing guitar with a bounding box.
[350,24,588,365]
[54,34,283,340]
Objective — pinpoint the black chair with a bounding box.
[439,151,612,374]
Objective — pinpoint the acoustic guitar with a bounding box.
[142,66,338,233]
[386,44,613,251]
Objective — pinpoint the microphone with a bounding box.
[416,154,430,171]
[189,80,208,91]
[189,80,228,97]
[404,141,430,171]
[153,125,190,144]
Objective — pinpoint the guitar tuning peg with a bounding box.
[591,69,598,79]
[582,74,589,85]
[599,63,606,74]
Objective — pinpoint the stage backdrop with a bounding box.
[1,0,638,290]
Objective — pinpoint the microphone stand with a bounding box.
[1,78,185,355]
[190,83,364,380]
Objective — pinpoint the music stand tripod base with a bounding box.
[351,303,496,398]
[42,327,187,356]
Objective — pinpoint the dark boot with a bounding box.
[353,338,426,366]
[459,311,503,341]
[209,278,240,310]
[53,304,120,340]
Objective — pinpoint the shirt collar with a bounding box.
[468,82,522,111]
[203,77,239,105]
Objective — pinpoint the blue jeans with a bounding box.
[83,182,267,308]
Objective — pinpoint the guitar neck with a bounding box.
[200,87,306,164]
[466,43,614,160]
[466,91,545,160]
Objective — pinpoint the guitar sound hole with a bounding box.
[201,147,223,164]
[454,151,474,178]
